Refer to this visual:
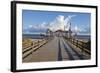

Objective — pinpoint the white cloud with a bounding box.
[48,15,76,31]
[25,15,76,33]
[72,25,89,34]
[74,26,80,32]
[64,15,76,31]
[28,24,38,29]
[49,15,65,31]
[39,22,47,29]
[28,25,33,28]
[27,22,47,30]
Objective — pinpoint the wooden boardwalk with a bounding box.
[23,36,90,63]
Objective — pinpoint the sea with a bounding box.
[23,34,90,40]
[74,35,91,41]
[23,34,46,39]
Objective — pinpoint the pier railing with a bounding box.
[64,37,91,54]
[22,37,53,59]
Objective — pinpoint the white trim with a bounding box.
[16,3,96,70]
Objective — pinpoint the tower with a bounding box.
[68,22,72,38]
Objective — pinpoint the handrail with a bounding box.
[22,37,53,59]
[65,37,91,54]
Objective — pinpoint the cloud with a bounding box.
[49,15,76,31]
[64,15,76,31]
[72,26,80,33]
[23,15,76,34]
[49,15,65,31]
[71,25,90,35]
[23,22,47,34]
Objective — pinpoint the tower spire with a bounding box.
[68,22,72,38]
[69,22,71,31]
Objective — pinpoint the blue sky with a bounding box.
[22,10,91,35]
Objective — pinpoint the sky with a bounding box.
[22,10,91,35]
